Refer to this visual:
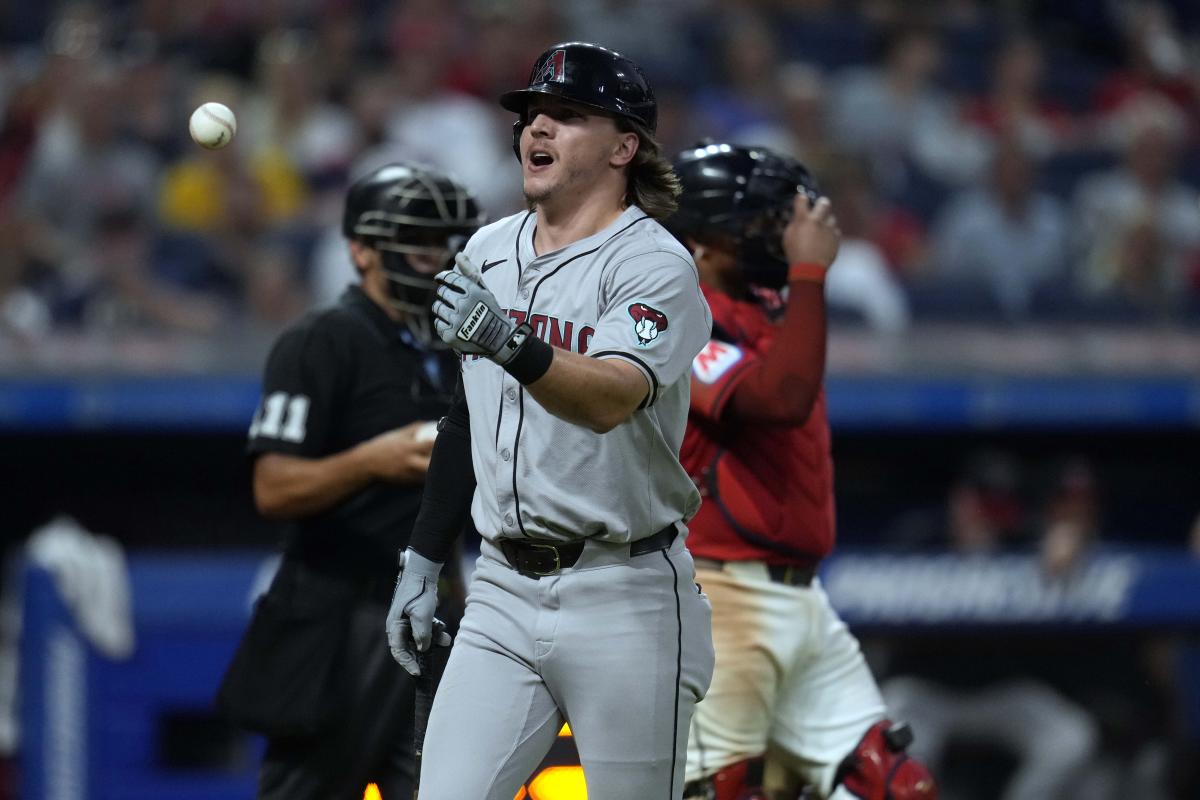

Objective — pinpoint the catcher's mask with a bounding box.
[343,163,485,345]
[668,142,820,290]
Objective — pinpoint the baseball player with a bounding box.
[384,42,715,799]
[217,163,482,800]
[668,144,937,800]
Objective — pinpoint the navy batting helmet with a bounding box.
[669,142,820,290]
[500,42,657,159]
[343,163,485,344]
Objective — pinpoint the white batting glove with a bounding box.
[385,548,452,676]
[432,253,521,363]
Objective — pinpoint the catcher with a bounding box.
[670,143,937,800]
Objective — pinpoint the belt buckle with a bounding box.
[527,542,562,577]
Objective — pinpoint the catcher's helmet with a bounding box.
[500,42,657,159]
[343,163,485,344]
[669,143,820,290]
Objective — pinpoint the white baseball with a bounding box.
[414,421,439,443]
[189,102,237,150]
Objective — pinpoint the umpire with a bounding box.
[217,163,484,799]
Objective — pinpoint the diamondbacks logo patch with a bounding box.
[533,49,567,84]
[628,303,668,346]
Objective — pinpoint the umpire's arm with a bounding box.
[406,374,477,564]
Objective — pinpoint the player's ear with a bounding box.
[610,129,639,168]
[348,239,374,275]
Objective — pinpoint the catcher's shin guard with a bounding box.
[834,721,937,800]
[683,758,767,800]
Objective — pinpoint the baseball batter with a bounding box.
[385,43,715,799]
[669,144,937,800]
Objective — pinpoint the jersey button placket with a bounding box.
[520,260,542,303]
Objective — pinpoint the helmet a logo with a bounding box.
[534,49,567,84]
[628,303,668,346]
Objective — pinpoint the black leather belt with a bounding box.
[499,525,677,579]
[693,557,818,588]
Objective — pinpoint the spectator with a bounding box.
[1071,97,1200,314]
[1093,2,1197,136]
[828,23,988,190]
[692,14,785,140]
[18,59,160,269]
[373,18,519,216]
[239,28,361,186]
[443,6,543,102]
[0,52,50,206]
[312,9,367,109]
[821,158,913,332]
[52,204,228,335]
[823,155,930,281]
[929,136,1068,318]
[962,35,1076,159]
[236,244,310,345]
[729,62,839,178]
[1037,458,1100,578]
[559,0,694,85]
[0,215,51,342]
[883,452,1102,800]
[118,35,187,162]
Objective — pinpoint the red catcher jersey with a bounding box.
[680,286,835,563]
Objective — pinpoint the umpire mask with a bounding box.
[344,163,485,346]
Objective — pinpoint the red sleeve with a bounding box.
[690,339,758,421]
[726,282,827,425]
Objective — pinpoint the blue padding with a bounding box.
[824,375,1200,430]
[822,547,1200,628]
[20,554,272,800]
[0,377,261,431]
[3,374,1199,432]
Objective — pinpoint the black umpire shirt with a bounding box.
[246,285,457,586]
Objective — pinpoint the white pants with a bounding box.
[685,562,886,797]
[419,535,715,800]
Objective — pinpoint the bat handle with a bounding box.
[412,649,435,800]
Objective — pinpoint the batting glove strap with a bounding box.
[460,302,515,356]
[398,547,443,577]
[498,323,554,384]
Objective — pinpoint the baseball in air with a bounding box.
[189,102,237,149]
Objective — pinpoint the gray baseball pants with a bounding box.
[417,533,714,799]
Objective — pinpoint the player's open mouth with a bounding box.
[528,151,554,170]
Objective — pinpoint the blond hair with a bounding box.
[618,119,681,221]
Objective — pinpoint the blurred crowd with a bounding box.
[2,0,1200,348]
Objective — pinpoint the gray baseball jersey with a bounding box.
[457,204,712,544]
